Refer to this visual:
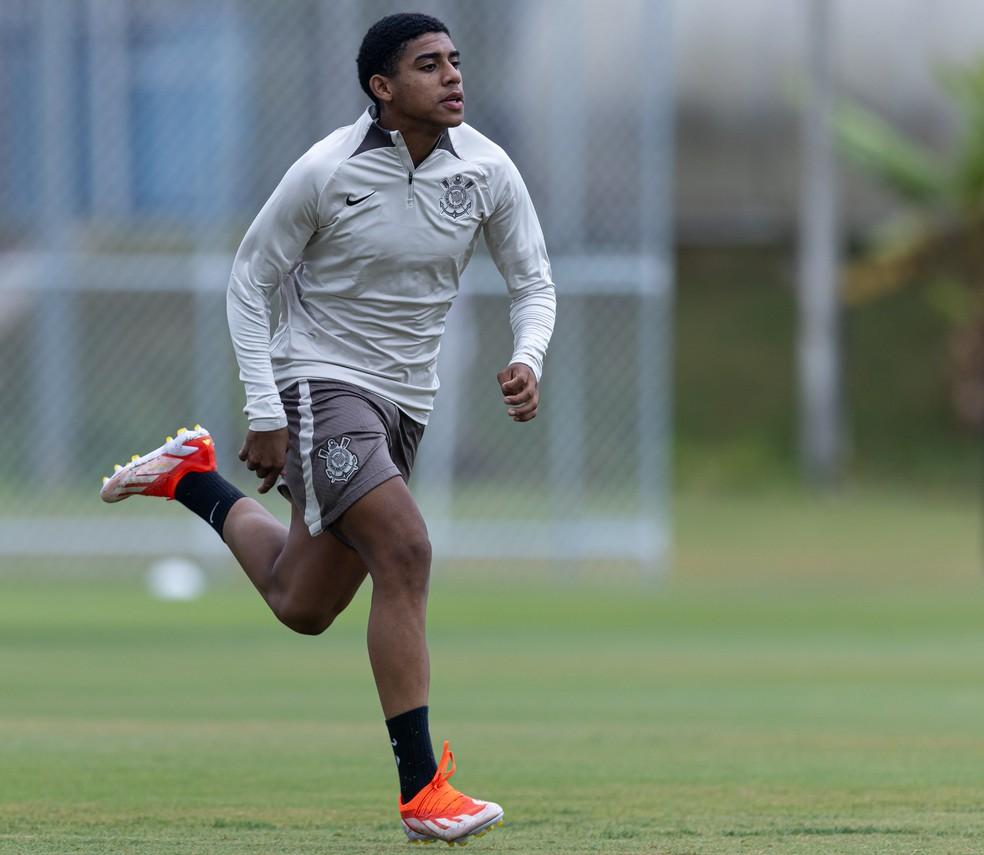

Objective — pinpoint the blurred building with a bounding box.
[5,1,983,245]
[674,0,984,240]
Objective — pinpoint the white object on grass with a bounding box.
[147,557,206,601]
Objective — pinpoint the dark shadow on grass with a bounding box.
[722,826,971,838]
[210,819,277,830]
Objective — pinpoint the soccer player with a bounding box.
[100,12,555,846]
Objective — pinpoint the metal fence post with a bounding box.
[546,0,587,559]
[86,0,131,219]
[37,0,78,487]
[797,0,842,485]
[639,0,676,575]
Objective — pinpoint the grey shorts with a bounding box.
[279,379,425,537]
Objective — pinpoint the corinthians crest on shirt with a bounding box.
[439,174,475,220]
[318,436,359,484]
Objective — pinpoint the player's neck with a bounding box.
[376,108,445,168]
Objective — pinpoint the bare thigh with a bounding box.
[335,475,430,584]
[270,500,369,631]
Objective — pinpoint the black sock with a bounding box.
[174,471,245,541]
[386,706,438,802]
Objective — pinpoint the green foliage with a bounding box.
[926,275,977,325]
[939,63,984,208]
[834,102,947,206]
[836,58,984,212]
[836,59,984,432]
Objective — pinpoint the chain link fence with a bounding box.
[0,0,673,570]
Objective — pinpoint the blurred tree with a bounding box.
[837,61,984,430]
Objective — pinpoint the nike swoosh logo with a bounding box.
[391,738,398,747]
[346,191,376,206]
[208,501,221,525]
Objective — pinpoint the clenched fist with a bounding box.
[496,363,539,422]
[239,427,288,494]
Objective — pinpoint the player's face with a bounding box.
[377,32,464,129]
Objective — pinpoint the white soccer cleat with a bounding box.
[99,426,216,503]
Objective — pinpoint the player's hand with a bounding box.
[239,427,288,494]
[496,363,539,422]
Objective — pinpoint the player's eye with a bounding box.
[421,63,437,71]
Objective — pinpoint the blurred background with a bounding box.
[0,0,671,569]
[2,2,984,851]
[1,0,979,581]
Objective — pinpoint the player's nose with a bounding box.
[443,62,461,84]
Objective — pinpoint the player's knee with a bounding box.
[276,601,337,636]
[404,532,433,573]
[375,531,431,597]
[278,611,332,636]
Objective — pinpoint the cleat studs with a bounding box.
[102,476,109,484]
[165,436,174,443]
[194,424,202,431]
[114,464,123,472]
[176,427,188,435]
[130,454,139,462]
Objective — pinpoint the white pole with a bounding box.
[797,0,842,485]
[86,0,131,218]
[37,0,78,486]
[638,0,675,576]
[547,0,587,560]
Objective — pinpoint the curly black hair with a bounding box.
[357,13,451,108]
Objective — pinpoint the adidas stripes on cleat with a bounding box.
[399,741,503,846]
[99,426,216,503]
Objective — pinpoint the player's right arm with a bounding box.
[227,153,325,490]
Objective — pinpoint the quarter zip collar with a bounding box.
[365,106,450,173]
[390,128,417,175]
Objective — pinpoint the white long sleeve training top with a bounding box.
[227,107,557,430]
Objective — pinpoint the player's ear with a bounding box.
[369,74,394,105]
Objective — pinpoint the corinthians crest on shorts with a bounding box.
[318,436,359,484]
[439,174,475,220]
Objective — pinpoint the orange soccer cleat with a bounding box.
[99,426,216,503]
[399,741,503,846]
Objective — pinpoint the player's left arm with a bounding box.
[483,156,557,423]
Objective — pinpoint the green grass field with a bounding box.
[2,489,983,854]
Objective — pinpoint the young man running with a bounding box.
[100,12,555,847]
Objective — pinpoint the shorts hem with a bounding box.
[307,468,402,538]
